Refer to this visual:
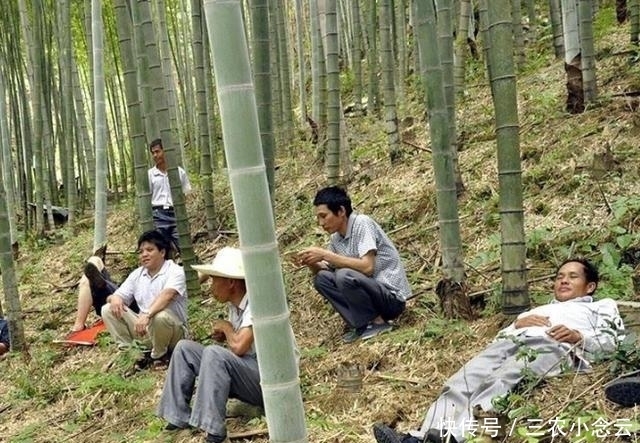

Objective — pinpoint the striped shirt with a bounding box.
[329,212,412,301]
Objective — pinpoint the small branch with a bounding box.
[596,182,613,214]
[387,223,412,235]
[401,138,431,153]
[229,429,269,439]
[371,373,426,385]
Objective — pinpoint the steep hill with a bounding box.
[2,5,640,443]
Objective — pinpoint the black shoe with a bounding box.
[373,423,421,443]
[605,376,640,407]
[84,262,107,289]
[164,422,192,431]
[205,433,227,443]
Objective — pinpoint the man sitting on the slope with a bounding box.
[373,258,624,443]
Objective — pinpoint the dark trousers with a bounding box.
[313,268,405,329]
[92,276,139,316]
[153,208,180,253]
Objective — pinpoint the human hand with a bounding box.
[212,320,232,342]
[514,314,551,329]
[296,247,327,266]
[547,324,582,344]
[109,296,128,319]
[134,314,150,336]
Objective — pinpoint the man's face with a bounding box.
[150,145,166,168]
[553,261,596,302]
[138,241,165,271]
[209,276,231,302]
[315,204,346,234]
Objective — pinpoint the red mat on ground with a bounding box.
[56,320,107,346]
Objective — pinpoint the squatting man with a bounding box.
[296,186,412,342]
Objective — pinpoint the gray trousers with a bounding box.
[156,339,262,437]
[414,336,574,442]
[314,268,405,329]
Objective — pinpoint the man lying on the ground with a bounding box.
[0,316,9,356]
[70,256,139,333]
[102,230,188,370]
[373,258,625,443]
[157,247,262,443]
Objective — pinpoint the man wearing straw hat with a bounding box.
[157,247,262,443]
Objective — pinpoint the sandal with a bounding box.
[133,351,153,371]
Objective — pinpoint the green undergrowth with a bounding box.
[3,3,640,442]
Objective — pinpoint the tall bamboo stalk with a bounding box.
[414,0,465,283]
[380,0,401,163]
[114,0,153,232]
[92,0,108,251]
[203,1,307,441]
[579,0,597,103]
[250,0,276,199]
[487,0,529,314]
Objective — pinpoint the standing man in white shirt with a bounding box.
[148,138,192,253]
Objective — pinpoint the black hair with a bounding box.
[137,229,172,260]
[557,257,599,293]
[313,186,353,217]
[149,138,163,152]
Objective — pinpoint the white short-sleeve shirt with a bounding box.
[148,166,192,207]
[115,259,188,324]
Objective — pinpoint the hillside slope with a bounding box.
[2,6,640,443]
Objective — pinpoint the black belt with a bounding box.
[152,205,174,211]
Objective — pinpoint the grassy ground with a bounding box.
[2,4,640,443]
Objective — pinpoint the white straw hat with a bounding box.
[191,247,245,279]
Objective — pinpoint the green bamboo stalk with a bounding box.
[114,0,153,232]
[487,0,529,314]
[414,0,465,283]
[191,0,217,231]
[380,0,401,163]
[350,0,363,114]
[630,0,640,48]
[322,0,341,183]
[579,0,597,103]
[250,0,276,199]
[549,0,565,58]
[203,1,307,441]
[92,0,108,251]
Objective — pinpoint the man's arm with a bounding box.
[213,320,254,356]
[135,288,179,335]
[575,299,624,354]
[105,269,139,317]
[297,247,376,276]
